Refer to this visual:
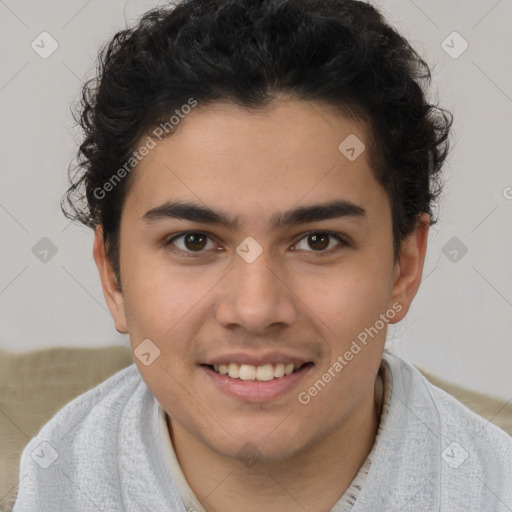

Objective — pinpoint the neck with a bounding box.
[169,372,383,512]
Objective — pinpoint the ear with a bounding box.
[389,213,430,323]
[93,225,129,333]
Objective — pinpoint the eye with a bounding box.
[166,231,218,256]
[292,231,347,255]
[165,230,348,258]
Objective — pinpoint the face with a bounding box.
[94,98,428,462]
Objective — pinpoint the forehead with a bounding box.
[123,98,388,227]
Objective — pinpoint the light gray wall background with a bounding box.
[0,0,511,400]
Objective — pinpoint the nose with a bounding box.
[214,249,298,334]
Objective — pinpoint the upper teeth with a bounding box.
[213,363,298,381]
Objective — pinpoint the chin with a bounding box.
[204,421,313,463]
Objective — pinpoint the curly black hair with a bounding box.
[62,0,452,286]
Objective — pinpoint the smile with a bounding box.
[202,362,314,402]
[208,362,311,381]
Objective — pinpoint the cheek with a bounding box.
[122,253,205,338]
[298,258,392,336]
[122,260,207,411]
[296,267,389,411]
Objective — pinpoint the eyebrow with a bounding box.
[142,199,366,231]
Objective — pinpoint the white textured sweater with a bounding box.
[13,350,512,511]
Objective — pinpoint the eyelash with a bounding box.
[164,231,349,258]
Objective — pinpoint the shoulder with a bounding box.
[383,350,511,443]
[381,350,512,509]
[33,362,143,442]
[13,363,149,511]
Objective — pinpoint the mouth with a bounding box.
[203,362,314,381]
[200,361,315,402]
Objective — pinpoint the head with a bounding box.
[63,0,451,462]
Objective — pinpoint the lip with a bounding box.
[201,362,314,402]
[202,350,312,367]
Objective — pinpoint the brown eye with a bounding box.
[166,232,216,255]
[183,233,208,251]
[293,231,347,254]
[307,233,330,251]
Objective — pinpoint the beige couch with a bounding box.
[1,346,510,511]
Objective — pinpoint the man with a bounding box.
[14,0,511,510]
